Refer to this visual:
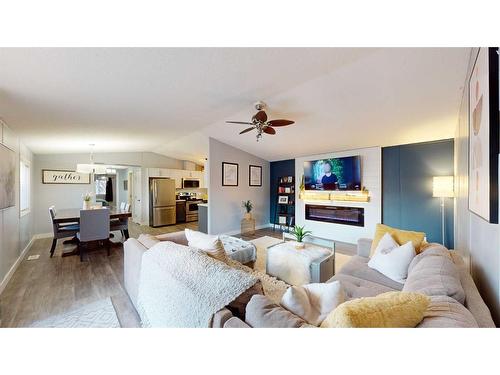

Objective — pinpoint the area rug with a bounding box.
[30,298,121,328]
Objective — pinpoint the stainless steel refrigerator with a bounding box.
[149,178,176,227]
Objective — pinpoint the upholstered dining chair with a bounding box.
[77,208,111,262]
[124,203,131,212]
[49,206,79,257]
[120,202,126,210]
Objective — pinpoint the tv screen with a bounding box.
[304,156,361,191]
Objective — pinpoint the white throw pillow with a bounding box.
[368,233,416,283]
[184,229,228,263]
[280,281,345,326]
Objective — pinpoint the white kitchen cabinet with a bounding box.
[148,168,161,177]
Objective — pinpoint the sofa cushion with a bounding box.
[338,255,404,290]
[245,294,309,328]
[368,233,416,283]
[328,274,395,300]
[417,295,478,328]
[320,291,430,328]
[403,246,465,305]
[370,223,425,256]
[137,234,160,249]
[281,281,345,326]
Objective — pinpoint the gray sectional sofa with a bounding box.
[224,238,496,328]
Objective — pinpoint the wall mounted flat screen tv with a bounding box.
[303,156,361,191]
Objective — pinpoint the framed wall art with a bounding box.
[249,165,262,186]
[468,47,499,223]
[222,162,239,186]
[42,169,91,184]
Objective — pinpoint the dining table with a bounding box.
[52,207,133,255]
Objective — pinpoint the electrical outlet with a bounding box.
[27,255,40,261]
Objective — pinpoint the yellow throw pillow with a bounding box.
[371,224,425,256]
[320,291,430,328]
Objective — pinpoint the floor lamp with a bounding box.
[432,176,454,246]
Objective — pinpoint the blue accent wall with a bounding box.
[270,159,295,224]
[382,139,454,248]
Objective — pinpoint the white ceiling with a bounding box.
[0,48,470,162]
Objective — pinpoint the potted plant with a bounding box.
[82,192,92,210]
[242,200,253,220]
[290,225,312,249]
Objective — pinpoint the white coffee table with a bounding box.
[266,234,335,286]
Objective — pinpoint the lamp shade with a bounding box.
[433,176,454,198]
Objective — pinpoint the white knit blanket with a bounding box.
[136,241,258,327]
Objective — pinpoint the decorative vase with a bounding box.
[82,201,91,210]
[295,241,305,250]
[244,212,252,220]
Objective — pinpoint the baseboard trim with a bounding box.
[0,236,36,296]
[221,223,272,236]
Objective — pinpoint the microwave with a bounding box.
[182,178,200,189]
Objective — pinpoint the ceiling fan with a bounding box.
[226,101,295,141]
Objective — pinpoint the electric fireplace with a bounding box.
[305,204,365,227]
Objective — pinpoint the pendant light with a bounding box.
[76,144,107,174]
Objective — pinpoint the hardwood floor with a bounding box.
[0,221,196,328]
[0,222,355,328]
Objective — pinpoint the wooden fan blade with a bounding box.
[253,110,267,122]
[263,126,276,135]
[226,121,254,125]
[239,127,255,134]
[267,119,294,127]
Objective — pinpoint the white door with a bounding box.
[131,168,142,224]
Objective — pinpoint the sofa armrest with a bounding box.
[224,317,251,328]
[211,308,234,328]
[124,238,148,309]
[357,238,373,258]
[156,230,188,246]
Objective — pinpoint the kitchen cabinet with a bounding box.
[147,168,205,189]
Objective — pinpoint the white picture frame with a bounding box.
[278,195,288,204]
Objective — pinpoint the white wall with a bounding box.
[33,151,190,234]
[455,48,500,325]
[295,147,382,244]
[208,138,270,235]
[0,121,34,293]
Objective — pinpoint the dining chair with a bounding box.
[124,203,131,212]
[77,208,111,262]
[49,206,80,258]
[120,202,126,210]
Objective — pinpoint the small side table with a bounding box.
[240,217,256,235]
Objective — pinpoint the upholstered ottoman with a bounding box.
[266,241,334,285]
[220,235,257,265]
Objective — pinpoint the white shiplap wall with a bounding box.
[295,147,382,244]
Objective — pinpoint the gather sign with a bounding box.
[42,169,91,184]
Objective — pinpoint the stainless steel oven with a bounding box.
[186,200,202,222]
[182,178,200,189]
